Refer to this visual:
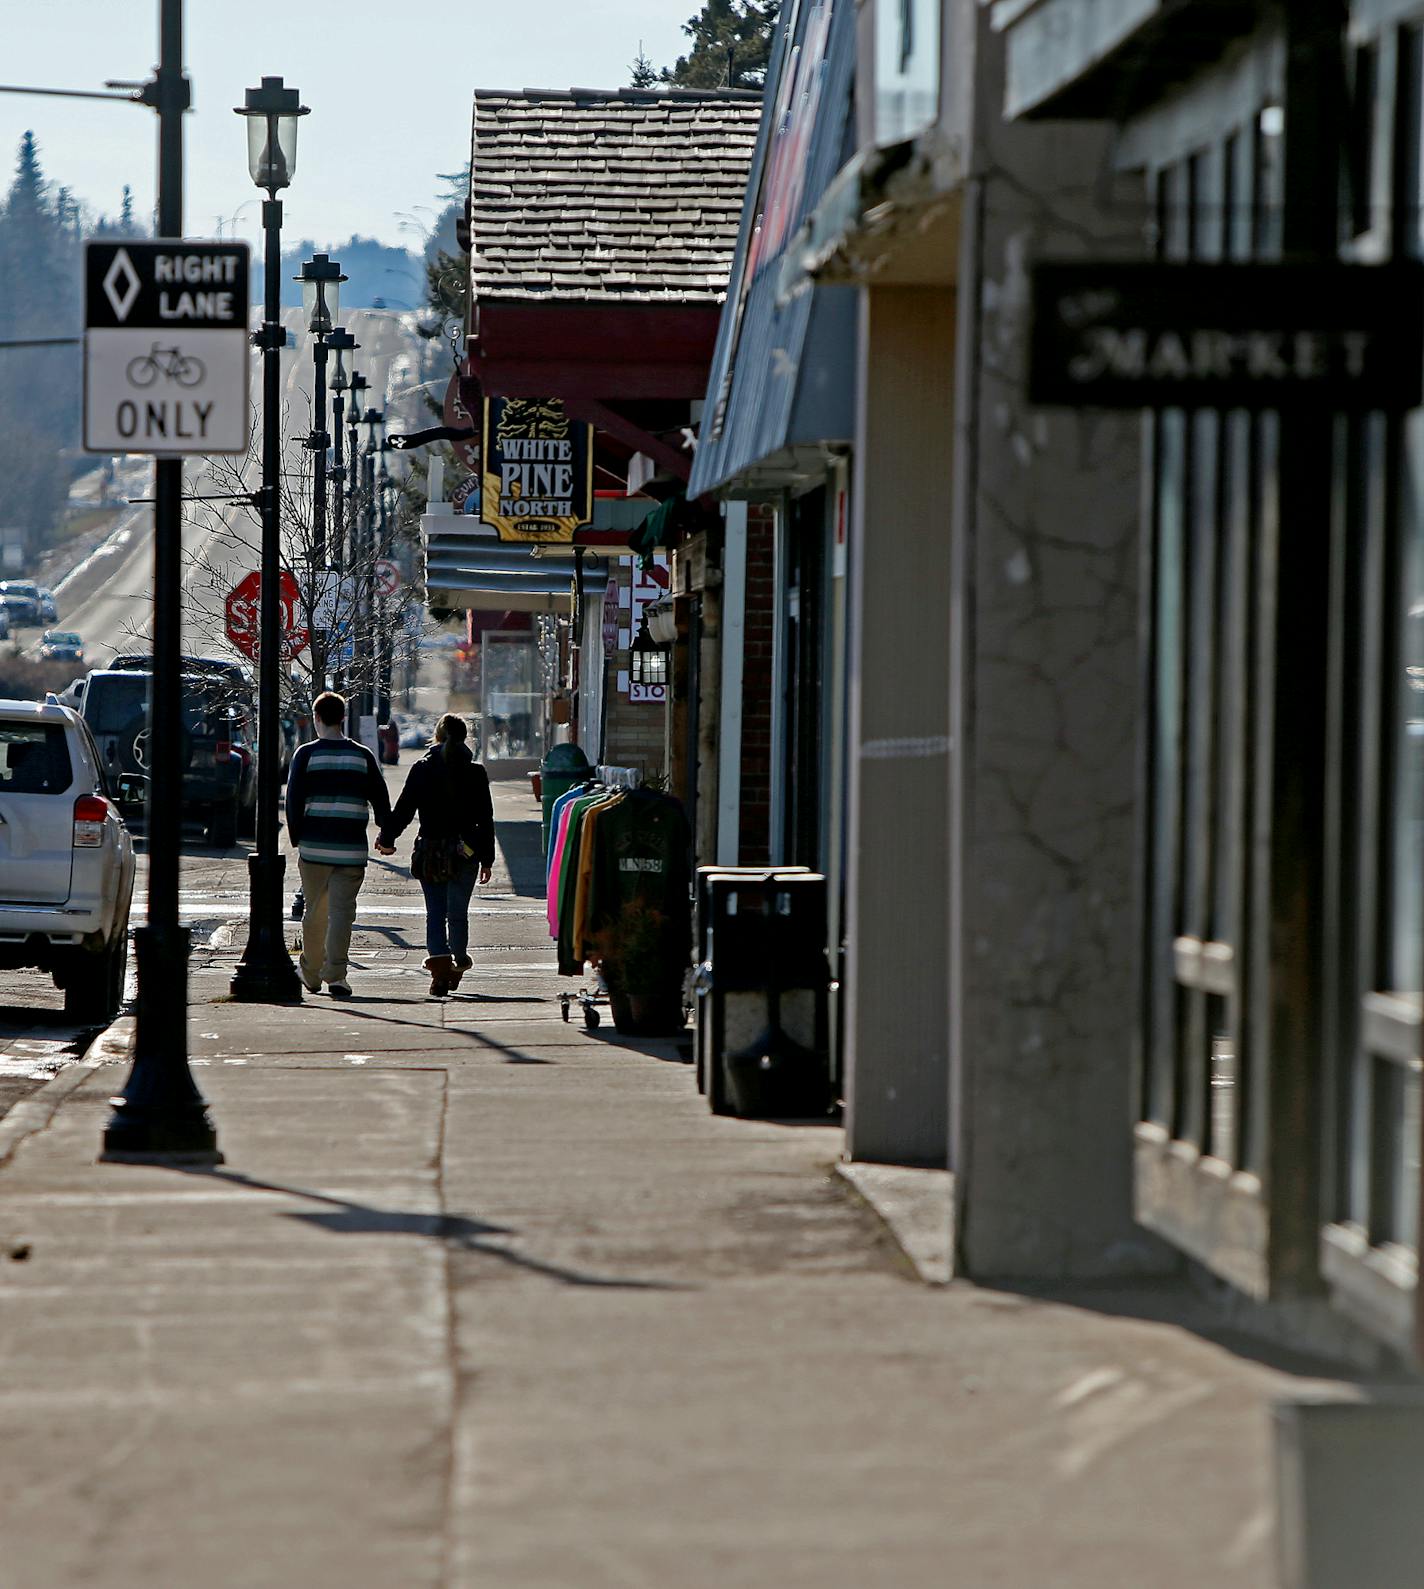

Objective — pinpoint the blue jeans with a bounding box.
[421,859,479,959]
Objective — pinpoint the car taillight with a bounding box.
[215,738,231,764]
[73,794,109,848]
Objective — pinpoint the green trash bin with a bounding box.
[540,743,593,855]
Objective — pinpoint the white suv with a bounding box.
[0,699,137,1021]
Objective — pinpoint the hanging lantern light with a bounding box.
[630,610,669,689]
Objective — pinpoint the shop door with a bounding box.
[481,630,544,762]
[783,489,827,869]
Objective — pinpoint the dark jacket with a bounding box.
[380,741,494,866]
[285,733,391,866]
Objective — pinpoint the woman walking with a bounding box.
[375,713,494,996]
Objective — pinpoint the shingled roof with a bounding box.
[469,87,762,306]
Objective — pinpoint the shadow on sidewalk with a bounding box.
[166,1163,686,1291]
[329,1003,560,1063]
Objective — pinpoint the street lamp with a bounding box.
[630,611,669,689]
[295,252,346,585]
[230,75,308,1006]
[325,326,358,599]
[361,406,385,724]
[346,371,369,711]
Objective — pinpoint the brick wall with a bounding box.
[739,501,776,864]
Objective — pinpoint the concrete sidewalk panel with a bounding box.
[0,1063,453,1589]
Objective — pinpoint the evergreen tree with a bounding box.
[0,132,81,560]
[119,185,135,234]
[661,1,780,90]
[629,43,659,89]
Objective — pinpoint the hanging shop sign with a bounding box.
[479,396,594,544]
[1029,262,1424,410]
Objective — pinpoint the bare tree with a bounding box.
[115,394,425,723]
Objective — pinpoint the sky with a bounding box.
[0,0,692,260]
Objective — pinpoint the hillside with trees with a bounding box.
[0,132,140,569]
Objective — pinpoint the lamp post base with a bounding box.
[101,925,222,1163]
[230,851,304,1003]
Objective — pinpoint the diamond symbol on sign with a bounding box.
[102,248,140,322]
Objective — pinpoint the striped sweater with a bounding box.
[284,734,392,866]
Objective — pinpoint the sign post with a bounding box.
[97,0,224,1165]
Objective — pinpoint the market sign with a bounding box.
[1029,262,1424,411]
[479,396,593,544]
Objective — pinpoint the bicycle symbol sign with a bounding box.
[125,343,207,389]
[83,239,251,456]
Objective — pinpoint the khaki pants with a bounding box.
[298,859,366,987]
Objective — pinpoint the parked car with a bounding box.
[37,588,57,624]
[0,605,9,642]
[80,668,252,847]
[0,698,138,1021]
[39,630,84,664]
[0,580,43,626]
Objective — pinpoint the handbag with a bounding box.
[412,834,460,885]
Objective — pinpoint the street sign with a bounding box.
[225,569,308,661]
[312,570,354,629]
[373,558,401,597]
[1029,261,1424,410]
[83,239,251,454]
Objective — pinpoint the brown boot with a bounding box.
[446,954,473,992]
[423,954,454,996]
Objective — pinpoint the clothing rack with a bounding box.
[545,776,691,1033]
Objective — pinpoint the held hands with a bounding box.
[374,840,396,856]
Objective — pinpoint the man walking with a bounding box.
[284,691,391,998]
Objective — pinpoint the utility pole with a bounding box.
[102,0,220,1161]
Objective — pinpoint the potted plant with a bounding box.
[589,897,684,1035]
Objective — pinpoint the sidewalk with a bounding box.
[0,781,1354,1588]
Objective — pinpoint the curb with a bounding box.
[0,1015,134,1169]
[835,1161,955,1285]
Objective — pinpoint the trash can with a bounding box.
[699,870,832,1118]
[694,866,809,1097]
[540,742,593,856]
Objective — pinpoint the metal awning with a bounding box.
[422,515,609,614]
[688,0,858,499]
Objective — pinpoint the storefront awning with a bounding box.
[422,518,609,614]
[688,0,857,500]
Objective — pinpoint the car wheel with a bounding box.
[209,800,238,848]
[63,929,127,1024]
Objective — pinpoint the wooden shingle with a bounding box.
[469,87,762,306]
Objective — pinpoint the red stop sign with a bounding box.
[225,569,308,661]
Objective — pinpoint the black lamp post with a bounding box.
[296,254,346,685]
[326,328,357,579]
[230,75,308,1005]
[361,405,385,725]
[295,254,345,568]
[346,371,368,713]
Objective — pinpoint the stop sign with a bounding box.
[225,569,308,661]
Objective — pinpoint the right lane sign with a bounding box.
[83,240,251,455]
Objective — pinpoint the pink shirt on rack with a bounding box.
[546,796,581,937]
